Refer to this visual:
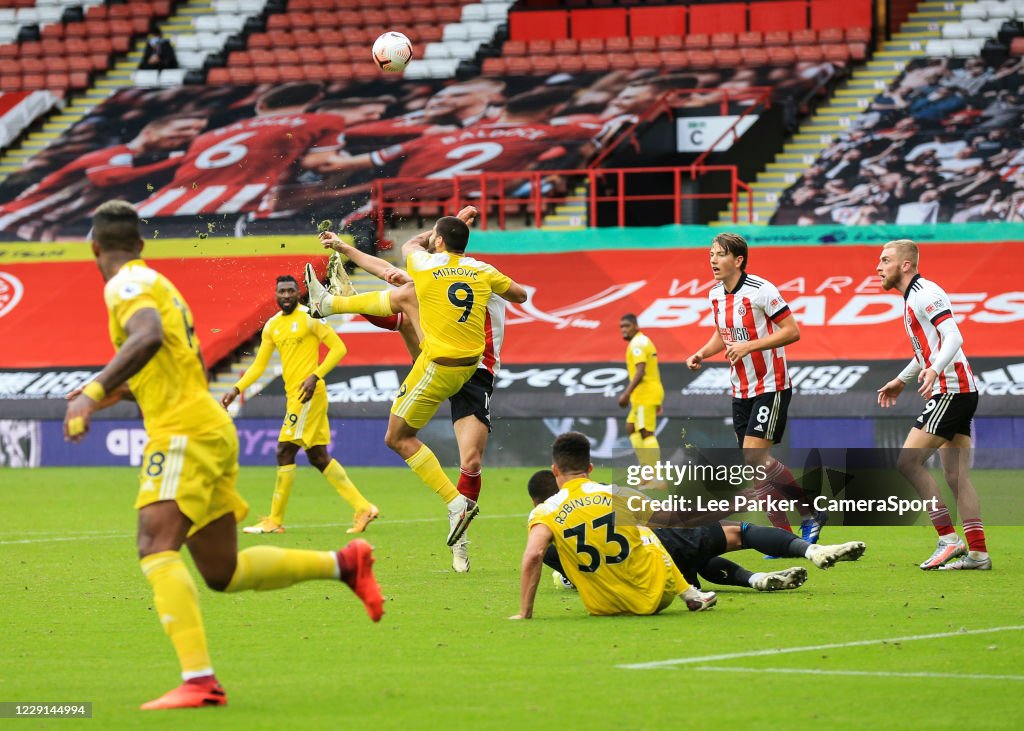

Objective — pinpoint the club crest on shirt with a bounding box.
[736,304,746,317]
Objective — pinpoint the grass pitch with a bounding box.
[2,467,1022,730]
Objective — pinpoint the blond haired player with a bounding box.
[63,201,383,710]
[618,313,664,477]
[875,239,988,570]
[511,432,717,618]
[306,211,527,548]
[221,274,378,535]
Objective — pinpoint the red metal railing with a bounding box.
[371,165,753,240]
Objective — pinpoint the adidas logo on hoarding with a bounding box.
[977,363,1024,396]
[325,370,401,403]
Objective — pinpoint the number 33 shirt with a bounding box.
[407,250,512,363]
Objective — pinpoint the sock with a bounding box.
[225,546,338,592]
[747,572,766,588]
[405,444,458,503]
[764,460,812,518]
[753,481,793,531]
[330,290,393,317]
[457,467,481,502]
[928,505,957,538]
[361,313,401,331]
[740,522,811,557]
[140,551,212,680]
[322,459,372,512]
[962,518,987,553]
[700,556,753,588]
[269,464,296,525]
[629,431,644,460]
[640,435,661,467]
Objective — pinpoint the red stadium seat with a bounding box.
[527,39,553,54]
[606,36,630,53]
[22,58,46,74]
[570,8,627,39]
[41,39,64,56]
[228,67,256,84]
[250,49,275,65]
[689,4,746,35]
[21,41,41,57]
[657,35,683,50]
[482,57,506,75]
[253,66,281,84]
[47,57,70,73]
[684,34,710,50]
[579,37,605,53]
[503,40,527,55]
[69,71,91,90]
[629,6,686,38]
[791,29,817,46]
[152,0,170,14]
[41,24,64,40]
[846,26,871,43]
[632,36,656,51]
[64,38,89,55]
[228,50,251,66]
[22,74,46,90]
[110,20,133,37]
[688,50,715,69]
[302,48,326,65]
[327,62,355,79]
[248,33,271,48]
[608,52,636,70]
[581,54,611,72]
[737,31,763,48]
[86,4,108,19]
[410,8,436,24]
[822,43,850,62]
[740,47,768,66]
[1010,37,1024,56]
[435,7,462,24]
[0,44,17,59]
[659,50,688,68]
[292,30,320,47]
[504,56,532,74]
[553,38,579,54]
[795,45,823,62]
[819,27,845,44]
[130,17,150,34]
[767,46,796,65]
[532,56,560,74]
[279,65,306,82]
[111,36,131,53]
[633,50,661,68]
[811,0,871,31]
[275,48,301,65]
[289,12,316,30]
[109,3,132,17]
[64,22,87,38]
[711,33,736,49]
[267,15,291,30]
[560,55,585,73]
[848,42,867,60]
[509,10,569,41]
[267,30,295,47]
[749,1,808,33]
[68,56,92,73]
[206,67,230,84]
[713,48,742,67]
[46,73,69,91]
[415,25,442,43]
[323,47,351,63]
[764,30,789,46]
[0,59,19,76]
[90,54,109,70]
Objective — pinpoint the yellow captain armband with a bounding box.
[82,381,106,402]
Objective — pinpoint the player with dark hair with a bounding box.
[307,209,527,554]
[513,432,718,619]
[221,275,378,535]
[526,470,865,593]
[63,200,382,710]
[686,233,825,544]
[876,239,989,570]
[617,313,664,481]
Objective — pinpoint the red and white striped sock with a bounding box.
[928,506,957,538]
[962,518,987,553]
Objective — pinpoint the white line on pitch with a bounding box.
[0,513,524,545]
[693,666,1024,682]
[617,626,1024,670]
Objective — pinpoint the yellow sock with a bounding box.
[406,444,458,503]
[269,464,296,525]
[323,459,371,512]
[331,290,393,316]
[140,551,212,678]
[641,435,661,468]
[629,431,644,461]
[225,546,338,592]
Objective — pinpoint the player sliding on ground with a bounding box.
[526,470,866,594]
[875,239,990,570]
[221,274,379,535]
[63,201,383,710]
[686,233,826,546]
[315,212,504,573]
[512,432,719,619]
[305,210,527,551]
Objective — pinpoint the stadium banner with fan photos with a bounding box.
[0,65,840,243]
[7,416,1024,468]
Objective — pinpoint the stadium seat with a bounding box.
[943,22,971,39]
[822,43,850,62]
[690,4,746,35]
[1012,36,1024,55]
[133,69,160,86]
[606,36,630,52]
[846,26,871,43]
[633,50,661,67]
[685,34,710,50]
[711,32,736,48]
[818,27,844,43]
[659,50,688,68]
[509,10,568,41]
[608,52,635,69]
[553,38,579,54]
[713,48,742,67]
[795,45,824,62]
[579,37,605,53]
[740,47,768,65]
[482,57,506,74]
[737,31,763,47]
[570,8,627,39]
[764,30,789,46]
[657,35,684,50]
[980,1,1014,19]
[791,29,817,45]
[527,39,553,54]
[632,35,656,51]
[961,3,989,20]
[688,50,715,68]
[749,0,808,32]
[503,39,526,55]
[207,67,230,83]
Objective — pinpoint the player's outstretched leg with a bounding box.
[749,567,809,591]
[306,263,393,319]
[738,523,865,569]
[806,541,867,569]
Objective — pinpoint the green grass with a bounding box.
[2,467,1022,730]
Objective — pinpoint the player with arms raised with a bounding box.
[512,432,717,618]
[306,212,527,550]
[221,275,378,535]
[876,239,988,570]
[686,233,825,543]
[63,201,383,710]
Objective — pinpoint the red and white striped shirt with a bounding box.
[709,273,792,398]
[903,274,976,394]
[481,296,505,376]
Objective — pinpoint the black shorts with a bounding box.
[913,391,978,441]
[732,388,792,444]
[653,526,727,588]
[449,368,493,430]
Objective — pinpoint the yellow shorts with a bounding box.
[627,402,660,433]
[391,354,478,429]
[134,422,249,537]
[280,386,331,448]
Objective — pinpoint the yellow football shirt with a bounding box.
[528,477,682,616]
[625,331,664,405]
[104,259,230,437]
[407,250,512,362]
[234,306,346,397]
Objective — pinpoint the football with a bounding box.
[372,31,414,72]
